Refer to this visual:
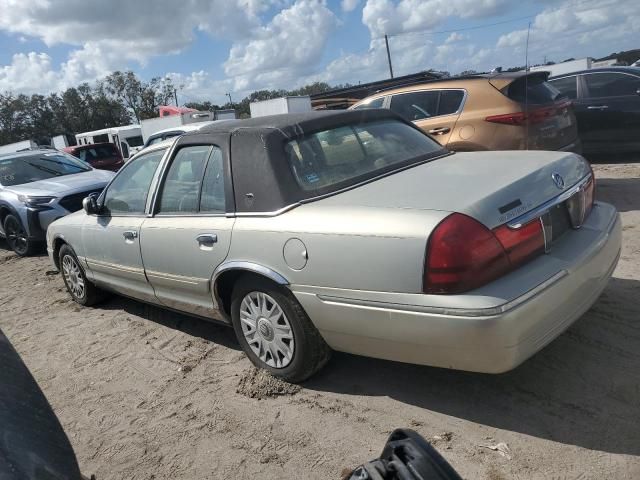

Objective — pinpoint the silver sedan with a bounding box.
[46,110,621,382]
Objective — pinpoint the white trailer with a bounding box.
[75,125,143,160]
[140,111,215,144]
[0,140,38,155]
[250,96,312,118]
[51,135,69,149]
[531,58,592,77]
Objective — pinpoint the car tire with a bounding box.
[3,214,38,256]
[230,275,331,383]
[59,244,107,306]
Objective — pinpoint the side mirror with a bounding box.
[82,194,100,215]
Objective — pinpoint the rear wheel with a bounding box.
[59,244,106,306]
[3,214,37,256]
[231,275,331,383]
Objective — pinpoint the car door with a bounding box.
[574,71,640,152]
[388,89,463,146]
[140,138,234,319]
[82,147,166,302]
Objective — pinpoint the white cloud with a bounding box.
[223,0,338,91]
[341,0,360,12]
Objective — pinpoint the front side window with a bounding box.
[584,73,640,98]
[157,145,212,214]
[549,76,578,100]
[352,97,385,110]
[102,149,165,215]
[390,91,439,121]
[285,119,443,193]
[0,152,91,186]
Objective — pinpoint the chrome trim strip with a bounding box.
[507,174,592,229]
[145,270,203,285]
[233,203,301,217]
[212,261,289,285]
[86,259,145,275]
[316,270,569,318]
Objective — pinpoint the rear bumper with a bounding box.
[293,202,621,373]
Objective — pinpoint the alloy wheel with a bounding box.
[5,217,29,256]
[240,291,295,368]
[62,254,85,300]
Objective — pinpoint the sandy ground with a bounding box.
[1,160,639,480]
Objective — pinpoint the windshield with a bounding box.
[285,119,444,193]
[0,152,92,186]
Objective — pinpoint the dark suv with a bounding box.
[63,143,124,171]
[549,67,640,154]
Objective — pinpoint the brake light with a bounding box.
[424,214,545,294]
[485,101,572,126]
[424,214,510,294]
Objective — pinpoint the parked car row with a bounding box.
[41,110,620,382]
[351,67,640,156]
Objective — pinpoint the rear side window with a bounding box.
[507,76,563,104]
[438,90,465,115]
[390,91,439,121]
[584,73,640,98]
[549,76,577,100]
[199,148,226,213]
[353,97,385,110]
[158,145,211,214]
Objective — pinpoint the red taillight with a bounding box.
[424,214,510,294]
[485,101,572,126]
[493,219,545,267]
[424,214,545,294]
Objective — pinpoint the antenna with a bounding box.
[524,21,531,151]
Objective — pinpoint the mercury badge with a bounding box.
[551,173,565,190]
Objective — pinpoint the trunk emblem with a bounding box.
[551,173,565,189]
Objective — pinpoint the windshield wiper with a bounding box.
[24,161,63,176]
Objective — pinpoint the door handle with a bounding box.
[196,234,218,248]
[587,105,608,110]
[122,230,138,240]
[427,127,451,135]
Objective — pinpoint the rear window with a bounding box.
[77,144,119,162]
[284,119,444,193]
[507,75,564,104]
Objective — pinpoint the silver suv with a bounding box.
[0,150,114,255]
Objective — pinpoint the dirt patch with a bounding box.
[236,367,301,399]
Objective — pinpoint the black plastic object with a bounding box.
[347,429,463,480]
[0,328,84,480]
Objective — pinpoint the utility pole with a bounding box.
[384,34,394,79]
[226,92,234,108]
[174,88,179,107]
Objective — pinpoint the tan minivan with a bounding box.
[350,71,581,152]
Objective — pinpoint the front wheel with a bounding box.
[59,244,106,306]
[3,214,38,256]
[231,276,331,383]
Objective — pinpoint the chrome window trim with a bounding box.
[507,173,592,229]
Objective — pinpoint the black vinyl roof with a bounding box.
[194,109,403,138]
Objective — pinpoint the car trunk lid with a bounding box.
[315,150,590,229]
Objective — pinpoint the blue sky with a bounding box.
[0,0,638,104]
